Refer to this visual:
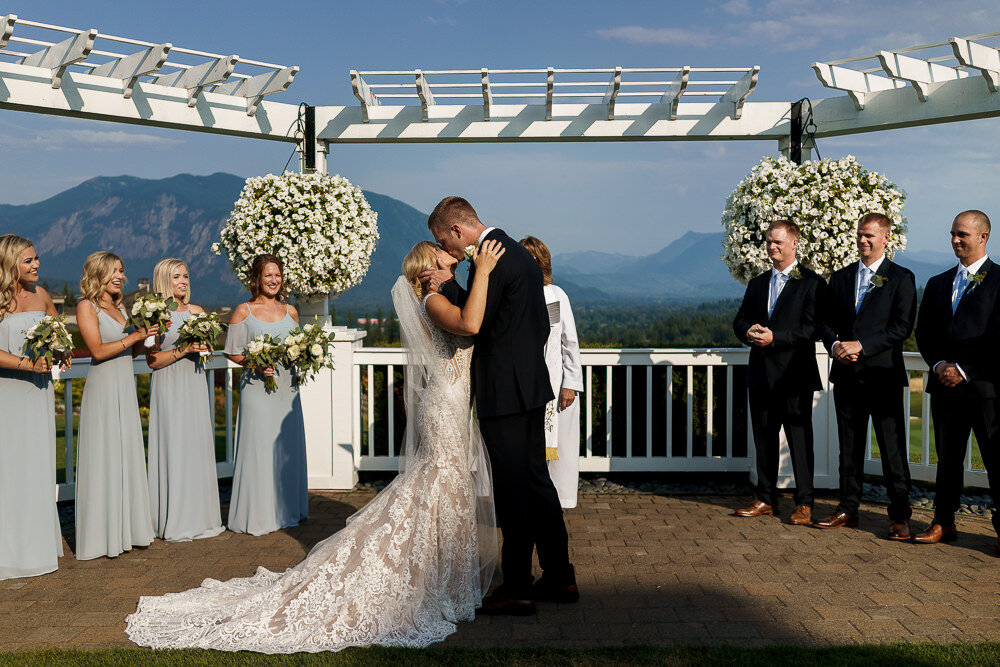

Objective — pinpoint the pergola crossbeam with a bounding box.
[660,66,689,120]
[20,28,97,89]
[91,43,171,99]
[603,66,621,120]
[0,14,14,49]
[951,37,1000,92]
[0,15,296,115]
[154,55,238,106]
[717,66,758,120]
[213,66,298,115]
[877,50,968,102]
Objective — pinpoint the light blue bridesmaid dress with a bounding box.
[0,311,63,579]
[223,303,308,536]
[74,301,154,560]
[147,309,224,542]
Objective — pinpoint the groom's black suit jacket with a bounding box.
[820,259,916,387]
[466,229,554,418]
[733,265,824,393]
[916,259,1000,397]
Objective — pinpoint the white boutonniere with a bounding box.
[789,266,803,280]
[464,243,478,261]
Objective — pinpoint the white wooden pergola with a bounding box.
[2,14,1000,169]
[6,16,1000,491]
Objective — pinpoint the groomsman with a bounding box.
[733,220,825,525]
[914,210,1000,546]
[816,213,916,538]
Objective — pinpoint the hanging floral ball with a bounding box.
[213,172,379,297]
[721,155,907,284]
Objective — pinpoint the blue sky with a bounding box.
[1,0,999,256]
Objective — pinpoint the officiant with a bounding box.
[521,236,584,509]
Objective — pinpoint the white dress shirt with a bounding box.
[934,254,989,380]
[477,227,496,246]
[767,261,797,318]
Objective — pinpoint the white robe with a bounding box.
[542,284,584,509]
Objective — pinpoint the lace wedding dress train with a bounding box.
[125,278,496,653]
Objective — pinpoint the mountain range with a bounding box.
[0,172,958,308]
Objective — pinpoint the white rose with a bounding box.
[310,344,323,357]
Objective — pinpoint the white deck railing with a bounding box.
[51,340,990,499]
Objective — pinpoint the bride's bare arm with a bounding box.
[425,240,505,335]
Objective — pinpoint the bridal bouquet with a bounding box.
[22,314,73,378]
[243,334,285,393]
[130,294,179,348]
[176,312,227,358]
[283,323,335,385]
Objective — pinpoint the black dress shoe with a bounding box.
[478,588,537,616]
[531,565,580,603]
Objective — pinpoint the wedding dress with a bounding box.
[125,277,496,653]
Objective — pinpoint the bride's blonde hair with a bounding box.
[0,234,33,318]
[401,241,440,299]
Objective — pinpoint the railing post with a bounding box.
[300,322,367,490]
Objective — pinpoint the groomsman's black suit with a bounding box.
[915,259,1000,532]
[821,259,916,522]
[443,228,570,596]
[733,264,825,508]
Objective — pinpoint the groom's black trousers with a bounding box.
[479,406,571,597]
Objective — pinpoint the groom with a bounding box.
[423,196,577,615]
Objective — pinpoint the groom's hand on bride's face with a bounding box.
[418,268,452,293]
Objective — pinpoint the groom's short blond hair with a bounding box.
[428,196,481,232]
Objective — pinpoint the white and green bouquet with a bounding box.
[243,333,285,393]
[130,293,179,348]
[176,312,227,358]
[721,155,907,283]
[283,323,335,385]
[212,172,380,298]
[22,314,73,379]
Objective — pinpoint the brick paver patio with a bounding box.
[2,491,999,651]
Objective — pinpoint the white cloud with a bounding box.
[422,15,457,26]
[594,26,720,47]
[721,0,750,15]
[2,128,184,151]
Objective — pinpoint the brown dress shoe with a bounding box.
[887,521,911,541]
[911,523,958,544]
[789,505,812,525]
[479,588,537,616]
[812,511,858,529]
[733,500,775,517]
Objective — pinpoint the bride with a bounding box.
[125,239,506,653]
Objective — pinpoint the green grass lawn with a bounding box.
[3,644,1000,666]
[868,387,986,471]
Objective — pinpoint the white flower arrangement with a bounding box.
[721,155,908,284]
[212,172,380,298]
[243,333,285,393]
[176,311,226,358]
[130,293,179,348]
[23,314,73,378]
[282,323,335,385]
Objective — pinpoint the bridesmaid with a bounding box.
[75,251,157,560]
[145,259,223,542]
[0,235,65,579]
[223,253,307,536]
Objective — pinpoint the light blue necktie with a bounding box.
[768,272,785,317]
[953,268,969,314]
[856,266,872,313]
